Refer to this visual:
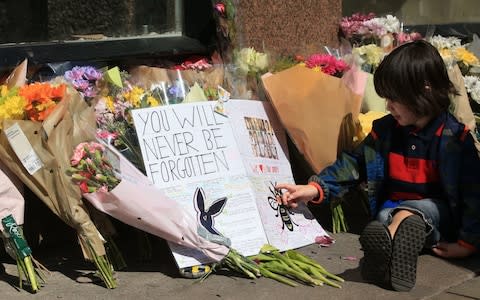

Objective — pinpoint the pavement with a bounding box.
[0,231,479,300]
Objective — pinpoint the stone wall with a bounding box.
[235,0,342,56]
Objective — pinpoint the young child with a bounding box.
[276,40,480,292]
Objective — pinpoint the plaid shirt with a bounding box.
[386,114,445,201]
[309,112,480,249]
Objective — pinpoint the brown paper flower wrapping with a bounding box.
[128,65,225,91]
[0,81,106,259]
[447,64,480,154]
[262,65,362,173]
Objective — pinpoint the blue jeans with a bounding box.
[376,198,456,248]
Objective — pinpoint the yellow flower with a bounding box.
[105,96,115,112]
[454,47,479,66]
[123,86,144,107]
[35,100,56,112]
[0,94,26,128]
[1,85,8,97]
[146,96,159,107]
[353,44,384,68]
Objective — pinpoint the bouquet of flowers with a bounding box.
[228,47,270,100]
[341,12,421,52]
[350,44,385,73]
[341,13,401,47]
[70,141,262,280]
[95,67,163,173]
[431,35,480,74]
[0,62,116,288]
[302,53,349,78]
[431,34,480,141]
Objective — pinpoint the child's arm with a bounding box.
[308,134,372,204]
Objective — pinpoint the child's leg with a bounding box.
[383,198,451,291]
[389,213,426,291]
[362,198,450,291]
[387,209,414,236]
[359,220,392,286]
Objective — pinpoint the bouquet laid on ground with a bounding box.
[0,61,116,289]
[249,244,343,288]
[0,164,46,293]
[69,141,263,280]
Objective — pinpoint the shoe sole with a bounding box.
[390,215,426,292]
[359,221,392,284]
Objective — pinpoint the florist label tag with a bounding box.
[5,123,43,175]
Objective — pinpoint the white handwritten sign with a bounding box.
[132,102,245,188]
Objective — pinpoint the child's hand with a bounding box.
[432,241,476,258]
[275,183,318,208]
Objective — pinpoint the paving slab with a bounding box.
[0,233,478,300]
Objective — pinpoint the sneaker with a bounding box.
[359,220,393,286]
[178,264,212,279]
[390,214,426,292]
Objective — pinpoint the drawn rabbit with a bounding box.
[193,187,227,236]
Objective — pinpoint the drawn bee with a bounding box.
[267,181,297,231]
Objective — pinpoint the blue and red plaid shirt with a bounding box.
[386,115,445,201]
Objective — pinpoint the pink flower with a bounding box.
[181,58,212,71]
[340,12,376,38]
[214,2,226,16]
[96,130,119,141]
[70,142,105,166]
[396,32,423,45]
[79,181,89,194]
[71,142,88,165]
[305,54,349,77]
[315,235,335,247]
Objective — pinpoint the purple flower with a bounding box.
[83,67,103,81]
[83,86,97,98]
[168,85,180,97]
[65,68,83,81]
[72,79,90,91]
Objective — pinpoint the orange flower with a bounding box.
[19,83,66,121]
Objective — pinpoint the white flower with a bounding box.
[429,35,462,50]
[464,75,480,103]
[364,15,400,36]
[234,47,269,75]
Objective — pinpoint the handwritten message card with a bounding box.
[131,100,326,268]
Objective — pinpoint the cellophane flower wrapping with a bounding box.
[82,144,230,263]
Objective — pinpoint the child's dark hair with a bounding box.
[374,40,458,117]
